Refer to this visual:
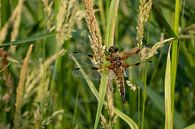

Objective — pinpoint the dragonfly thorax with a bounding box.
[114,60,122,67]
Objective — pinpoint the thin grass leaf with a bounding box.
[184,123,195,129]
[105,0,119,46]
[98,0,106,33]
[165,44,173,129]
[0,32,56,48]
[171,0,181,125]
[114,108,138,129]
[93,71,108,129]
[14,44,33,129]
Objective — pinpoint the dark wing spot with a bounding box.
[87,54,93,58]
[91,67,98,70]
[135,62,140,66]
[136,49,140,54]
[74,68,80,70]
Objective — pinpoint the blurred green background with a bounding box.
[0,0,195,129]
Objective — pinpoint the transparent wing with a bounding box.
[72,67,116,80]
[72,67,101,80]
[68,52,95,66]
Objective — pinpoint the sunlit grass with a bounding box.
[0,0,195,129]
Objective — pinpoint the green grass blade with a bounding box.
[171,0,181,125]
[93,71,108,129]
[164,44,173,129]
[141,66,147,129]
[98,0,106,34]
[0,31,56,47]
[184,123,195,129]
[114,108,138,129]
[105,0,119,46]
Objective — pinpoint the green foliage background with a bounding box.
[0,0,195,129]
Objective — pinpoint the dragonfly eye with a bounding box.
[114,47,118,52]
[108,46,114,53]
[108,46,118,53]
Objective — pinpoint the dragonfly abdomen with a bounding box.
[113,67,126,102]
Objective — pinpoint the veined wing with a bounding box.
[68,51,96,66]
[72,67,116,80]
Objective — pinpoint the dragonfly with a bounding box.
[70,46,141,102]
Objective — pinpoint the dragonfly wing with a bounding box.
[108,70,116,80]
[72,67,101,80]
[72,67,116,80]
[68,52,94,66]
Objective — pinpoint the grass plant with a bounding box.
[0,0,195,129]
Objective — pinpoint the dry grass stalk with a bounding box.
[0,49,14,105]
[106,79,115,121]
[100,114,110,129]
[0,48,9,71]
[100,113,117,129]
[36,71,49,103]
[126,80,137,91]
[33,76,50,129]
[56,0,84,50]
[32,48,65,129]
[24,49,65,100]
[42,0,54,31]
[39,110,64,128]
[11,0,24,41]
[83,0,104,65]
[14,44,33,129]
[56,0,68,47]
[140,37,174,60]
[0,0,24,44]
[136,0,153,47]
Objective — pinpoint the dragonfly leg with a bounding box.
[129,62,141,67]
[127,60,152,67]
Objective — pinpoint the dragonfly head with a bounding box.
[108,46,118,54]
[114,56,121,61]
